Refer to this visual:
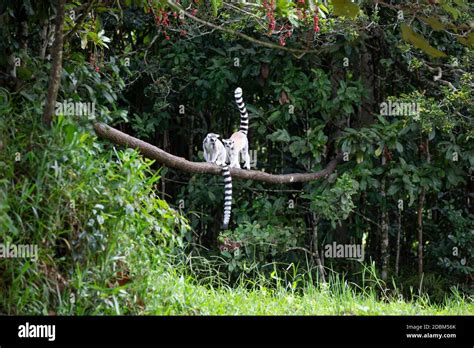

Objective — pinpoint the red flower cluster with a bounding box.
[279,23,293,46]
[263,0,276,33]
[313,12,320,33]
[147,0,193,42]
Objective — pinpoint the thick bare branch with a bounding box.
[93,122,341,184]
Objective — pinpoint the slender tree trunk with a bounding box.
[417,188,425,276]
[42,0,66,126]
[380,155,389,281]
[39,20,50,59]
[311,213,326,283]
[161,130,169,200]
[188,114,194,161]
[395,207,402,277]
[20,21,28,51]
[417,139,430,276]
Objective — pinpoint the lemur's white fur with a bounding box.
[222,87,250,170]
[203,133,227,166]
[222,134,250,169]
[202,132,232,229]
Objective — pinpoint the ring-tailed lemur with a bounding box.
[203,133,227,166]
[222,87,250,169]
[202,87,250,229]
[202,133,232,229]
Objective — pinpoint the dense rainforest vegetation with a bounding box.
[0,0,472,315]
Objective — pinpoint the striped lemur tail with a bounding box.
[221,87,248,229]
[234,87,249,135]
[221,165,232,229]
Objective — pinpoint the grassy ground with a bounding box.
[140,263,474,315]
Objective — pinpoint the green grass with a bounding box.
[130,236,474,316]
[138,260,474,315]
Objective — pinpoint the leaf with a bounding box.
[268,129,291,143]
[288,13,300,28]
[401,24,447,58]
[276,0,290,16]
[332,0,360,19]
[81,34,88,49]
[441,2,460,20]
[208,191,215,201]
[20,91,35,102]
[387,185,400,196]
[102,91,115,104]
[374,147,382,157]
[428,130,436,141]
[83,85,95,100]
[419,16,446,31]
[269,110,281,123]
[457,32,474,48]
[210,0,221,17]
[396,142,404,153]
[453,0,468,8]
[319,3,329,14]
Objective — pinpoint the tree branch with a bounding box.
[93,122,342,184]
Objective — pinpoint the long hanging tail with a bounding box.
[234,87,249,135]
[222,165,232,229]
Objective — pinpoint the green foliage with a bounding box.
[304,173,359,227]
[429,202,474,280]
[1,0,472,313]
[218,221,305,273]
[0,109,189,314]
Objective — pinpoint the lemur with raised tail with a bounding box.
[202,87,250,229]
[222,87,251,169]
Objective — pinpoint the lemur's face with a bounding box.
[206,133,220,145]
[222,139,234,150]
